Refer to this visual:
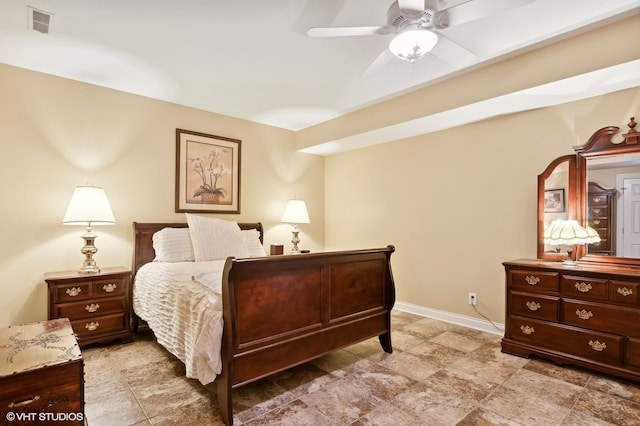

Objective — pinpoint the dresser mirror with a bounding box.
[537,117,640,264]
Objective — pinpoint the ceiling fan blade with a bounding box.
[293,0,347,35]
[429,33,475,68]
[445,0,535,27]
[437,0,473,11]
[307,26,385,37]
[398,0,425,12]
[361,49,394,78]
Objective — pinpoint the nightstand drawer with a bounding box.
[71,313,127,339]
[93,277,126,297]
[510,291,559,321]
[54,282,91,303]
[56,296,126,320]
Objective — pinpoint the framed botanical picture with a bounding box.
[175,129,241,213]
[544,188,565,213]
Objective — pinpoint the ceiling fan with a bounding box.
[307,0,534,71]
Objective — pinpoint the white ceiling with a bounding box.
[1,0,639,153]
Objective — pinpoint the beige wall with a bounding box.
[324,87,640,323]
[0,64,324,326]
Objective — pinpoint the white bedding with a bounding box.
[132,260,226,384]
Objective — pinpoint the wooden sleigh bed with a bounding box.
[132,221,396,425]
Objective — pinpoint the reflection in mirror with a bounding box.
[586,153,640,258]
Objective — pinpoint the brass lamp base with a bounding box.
[78,226,100,273]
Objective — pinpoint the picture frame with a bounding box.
[544,188,565,213]
[175,129,241,213]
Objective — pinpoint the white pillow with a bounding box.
[152,227,194,262]
[185,213,249,261]
[242,229,266,257]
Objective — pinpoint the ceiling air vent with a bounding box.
[28,6,53,34]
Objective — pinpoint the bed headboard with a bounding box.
[132,221,264,274]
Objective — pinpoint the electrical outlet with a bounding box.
[468,292,477,306]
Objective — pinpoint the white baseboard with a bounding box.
[394,301,505,336]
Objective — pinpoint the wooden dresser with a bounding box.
[502,259,640,382]
[0,318,84,424]
[45,267,133,348]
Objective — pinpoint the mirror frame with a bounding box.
[537,117,640,264]
[537,154,576,260]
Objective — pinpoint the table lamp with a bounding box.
[281,199,310,254]
[544,219,601,266]
[63,186,115,273]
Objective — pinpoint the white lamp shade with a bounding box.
[63,186,115,225]
[543,219,600,245]
[389,29,438,62]
[281,199,310,224]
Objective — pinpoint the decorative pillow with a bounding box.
[242,229,266,257]
[152,227,195,262]
[185,213,249,261]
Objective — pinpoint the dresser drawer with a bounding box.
[509,270,559,292]
[562,299,640,337]
[93,277,127,298]
[56,296,126,320]
[610,280,640,305]
[626,337,640,369]
[54,281,91,303]
[562,275,608,301]
[510,291,559,321]
[71,313,127,339]
[507,315,623,365]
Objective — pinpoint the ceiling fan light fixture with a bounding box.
[389,29,438,63]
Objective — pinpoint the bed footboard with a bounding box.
[217,246,395,425]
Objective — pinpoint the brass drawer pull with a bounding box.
[589,340,607,352]
[85,321,99,331]
[103,283,117,292]
[8,395,40,408]
[520,325,535,335]
[525,276,540,285]
[592,219,601,225]
[526,301,541,311]
[85,303,100,313]
[576,309,593,320]
[617,287,633,297]
[66,287,82,297]
[592,196,603,203]
[592,208,602,214]
[575,282,593,293]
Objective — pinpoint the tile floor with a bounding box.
[82,311,640,425]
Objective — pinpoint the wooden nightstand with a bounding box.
[0,318,84,424]
[45,267,133,348]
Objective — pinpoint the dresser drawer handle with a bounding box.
[592,219,601,225]
[85,303,100,313]
[8,395,40,408]
[85,321,99,331]
[520,325,535,335]
[617,287,634,297]
[66,287,82,297]
[576,309,593,320]
[592,208,602,214]
[525,276,540,285]
[103,283,117,292]
[592,196,603,203]
[575,282,593,293]
[589,340,607,352]
[526,301,541,311]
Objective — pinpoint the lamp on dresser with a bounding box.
[543,219,600,266]
[63,185,115,273]
[281,199,310,254]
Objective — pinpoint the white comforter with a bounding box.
[133,261,226,384]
